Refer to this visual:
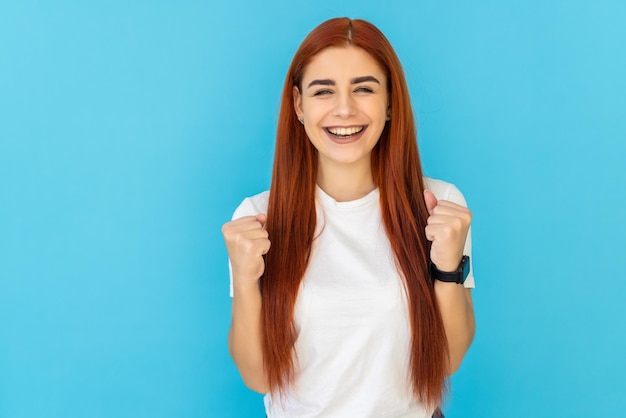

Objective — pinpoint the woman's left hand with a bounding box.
[424,190,472,272]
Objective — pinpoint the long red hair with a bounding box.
[261,17,448,408]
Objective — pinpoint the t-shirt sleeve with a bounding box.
[442,184,475,289]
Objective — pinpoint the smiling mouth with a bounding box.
[324,126,365,138]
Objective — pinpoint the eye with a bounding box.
[313,89,333,96]
[355,86,374,93]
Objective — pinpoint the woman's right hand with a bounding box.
[222,214,271,288]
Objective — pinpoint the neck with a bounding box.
[316,158,375,202]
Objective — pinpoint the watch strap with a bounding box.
[429,255,470,284]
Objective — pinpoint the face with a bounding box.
[293,45,390,172]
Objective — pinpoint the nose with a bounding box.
[333,91,357,118]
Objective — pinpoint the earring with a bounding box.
[298,117,304,124]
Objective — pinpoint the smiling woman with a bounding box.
[222,17,475,418]
[294,46,390,200]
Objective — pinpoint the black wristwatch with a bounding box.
[429,255,470,284]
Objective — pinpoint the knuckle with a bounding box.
[451,218,463,230]
[223,229,236,243]
[240,238,256,254]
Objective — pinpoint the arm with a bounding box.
[434,283,475,375]
[223,214,270,393]
[228,277,269,392]
[424,190,476,375]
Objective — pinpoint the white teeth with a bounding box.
[328,126,363,136]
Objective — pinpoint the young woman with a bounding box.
[222,17,475,418]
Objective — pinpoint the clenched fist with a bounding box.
[222,214,271,289]
[424,190,472,273]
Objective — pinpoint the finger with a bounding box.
[425,223,449,242]
[431,205,471,220]
[426,214,465,226]
[434,199,472,218]
[423,190,438,216]
[245,237,271,257]
[425,222,468,245]
[435,199,466,209]
[425,224,436,241]
[229,216,266,231]
[234,235,271,257]
[260,238,271,256]
[231,215,259,223]
[222,218,267,245]
[428,206,472,225]
[233,228,269,242]
[244,228,269,240]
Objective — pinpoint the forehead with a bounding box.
[302,45,386,82]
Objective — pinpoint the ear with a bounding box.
[293,86,303,120]
[386,106,391,121]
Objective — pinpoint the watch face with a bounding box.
[461,256,470,283]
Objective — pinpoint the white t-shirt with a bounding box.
[229,177,474,418]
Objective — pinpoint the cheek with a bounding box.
[366,100,388,118]
[304,124,322,146]
[304,110,331,130]
[372,107,388,123]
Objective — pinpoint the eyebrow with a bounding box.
[307,75,380,88]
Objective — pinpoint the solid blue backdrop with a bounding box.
[1,1,625,417]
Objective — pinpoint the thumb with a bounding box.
[256,213,268,227]
[423,190,437,216]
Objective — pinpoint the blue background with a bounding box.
[1,1,625,417]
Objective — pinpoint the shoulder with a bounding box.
[423,177,468,207]
[231,190,270,220]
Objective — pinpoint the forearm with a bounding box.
[434,281,475,375]
[228,280,268,393]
